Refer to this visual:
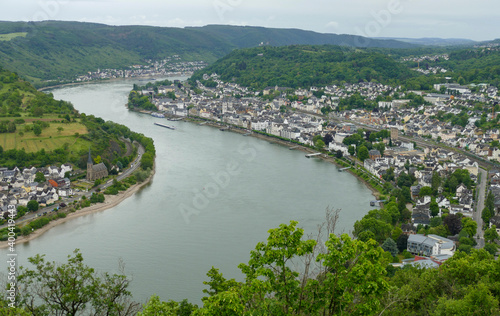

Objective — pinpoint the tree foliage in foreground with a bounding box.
[142,209,390,315]
[12,249,140,315]
[6,210,500,315]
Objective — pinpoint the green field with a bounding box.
[0,32,27,41]
[1,121,89,153]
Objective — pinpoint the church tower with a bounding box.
[86,148,93,181]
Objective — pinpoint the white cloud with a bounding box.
[326,21,339,29]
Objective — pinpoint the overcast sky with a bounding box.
[2,0,499,41]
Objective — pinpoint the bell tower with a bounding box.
[86,148,93,181]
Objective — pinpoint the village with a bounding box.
[137,72,500,261]
[74,56,207,83]
[0,164,75,215]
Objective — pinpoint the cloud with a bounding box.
[326,21,339,29]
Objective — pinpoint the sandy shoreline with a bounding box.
[0,119,379,249]
[0,166,155,249]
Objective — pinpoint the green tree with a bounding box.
[485,226,499,243]
[461,217,478,238]
[357,145,369,162]
[382,237,399,256]
[430,199,440,217]
[348,145,355,156]
[419,186,433,196]
[17,249,140,315]
[316,234,389,315]
[483,207,493,225]
[431,172,441,194]
[202,267,238,297]
[238,220,316,314]
[27,200,39,212]
[484,243,498,256]
[315,139,325,150]
[396,234,409,252]
[373,142,385,156]
[34,171,46,183]
[444,214,462,235]
[33,124,42,136]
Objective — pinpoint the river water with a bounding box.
[1,78,375,304]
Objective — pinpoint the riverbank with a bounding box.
[192,119,382,200]
[38,73,191,91]
[0,165,156,249]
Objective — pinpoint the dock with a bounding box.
[199,121,208,125]
[339,167,351,171]
[305,153,322,158]
[289,146,299,150]
[370,200,387,206]
[154,122,176,130]
[243,132,252,136]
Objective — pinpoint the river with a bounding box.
[1,77,375,304]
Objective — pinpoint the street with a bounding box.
[1,142,145,229]
[474,168,487,248]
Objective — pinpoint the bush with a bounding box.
[57,212,67,218]
[30,217,50,229]
[21,226,32,236]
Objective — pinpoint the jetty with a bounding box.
[168,117,184,121]
[305,153,322,158]
[154,122,176,130]
[289,146,299,150]
[339,167,351,171]
[370,200,387,206]
[199,121,208,125]
[243,132,252,136]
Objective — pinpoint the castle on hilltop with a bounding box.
[86,149,108,181]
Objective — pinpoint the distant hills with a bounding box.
[376,37,476,47]
[187,25,417,49]
[190,45,416,90]
[0,21,418,86]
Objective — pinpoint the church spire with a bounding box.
[87,148,93,165]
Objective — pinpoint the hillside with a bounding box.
[188,25,417,49]
[0,21,416,86]
[190,45,417,89]
[0,65,151,171]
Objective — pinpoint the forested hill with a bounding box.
[187,25,418,49]
[0,65,154,173]
[0,21,232,85]
[0,21,416,86]
[190,45,416,90]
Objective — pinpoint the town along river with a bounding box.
[1,78,375,304]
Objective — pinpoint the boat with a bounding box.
[151,112,165,118]
[154,122,176,130]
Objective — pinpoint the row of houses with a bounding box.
[0,164,74,217]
